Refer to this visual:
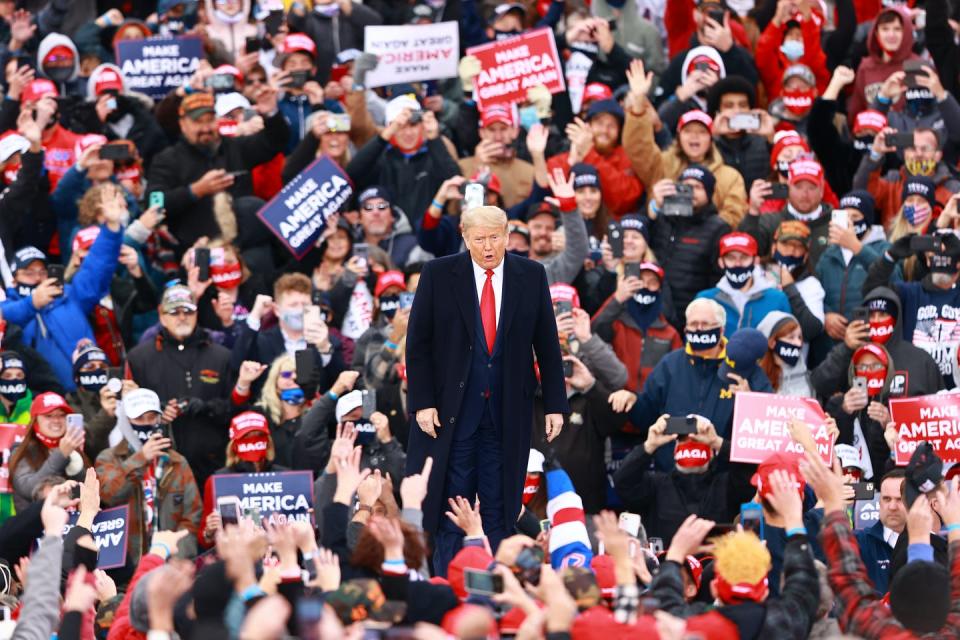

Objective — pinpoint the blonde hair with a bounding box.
[889,205,926,281]
[712,531,771,585]
[461,205,508,233]
[256,353,295,424]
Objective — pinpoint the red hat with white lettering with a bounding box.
[375,270,406,297]
[282,33,317,57]
[549,282,581,309]
[718,232,758,258]
[788,159,824,187]
[213,64,244,85]
[72,225,101,254]
[22,78,58,104]
[480,104,514,128]
[30,392,74,416]
[769,130,809,168]
[750,452,805,499]
[229,411,270,441]
[677,109,713,134]
[583,82,613,105]
[853,109,888,136]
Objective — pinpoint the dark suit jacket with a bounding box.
[231,323,345,396]
[405,251,569,534]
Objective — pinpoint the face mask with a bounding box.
[853,220,869,239]
[857,367,887,397]
[518,106,540,130]
[905,158,937,177]
[16,283,35,298]
[280,309,304,331]
[234,434,269,462]
[508,249,529,258]
[131,422,161,443]
[77,371,107,392]
[780,40,804,61]
[674,440,713,470]
[782,88,815,117]
[869,316,895,344]
[33,422,61,448]
[775,339,801,367]
[315,2,340,16]
[494,29,522,41]
[685,327,722,351]
[903,203,932,227]
[44,66,73,83]
[632,289,659,306]
[522,472,540,505]
[379,295,400,320]
[906,96,936,117]
[853,136,874,152]
[210,263,242,290]
[929,253,958,274]
[626,289,663,330]
[723,265,753,289]
[773,251,804,272]
[280,387,305,406]
[0,380,26,404]
[776,160,791,178]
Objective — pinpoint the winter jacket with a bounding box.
[696,267,792,336]
[67,388,116,461]
[613,441,738,545]
[755,17,829,101]
[278,92,322,155]
[926,0,960,103]
[68,92,168,167]
[11,535,62,640]
[739,204,834,271]
[815,227,889,320]
[808,97,864,197]
[1,225,122,391]
[105,552,164,640]
[11,444,87,511]
[847,7,921,126]
[0,390,31,425]
[713,134,771,197]
[592,295,682,392]
[855,520,896,594]
[126,328,234,488]
[625,341,773,470]
[574,333,629,392]
[286,3,382,85]
[538,205,590,286]
[592,0,666,78]
[203,0,256,59]
[96,441,201,563]
[345,136,460,229]
[146,110,289,250]
[0,149,45,257]
[852,156,960,228]
[827,391,889,481]
[658,41,758,102]
[810,287,943,399]
[820,509,960,638]
[547,147,643,219]
[459,155,534,210]
[2,323,65,395]
[648,204,730,322]
[874,91,960,152]
[623,102,747,228]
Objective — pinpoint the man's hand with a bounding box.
[252,82,279,115]
[939,477,960,529]
[41,484,74,537]
[592,511,633,583]
[63,566,98,613]
[644,414,677,454]
[914,64,947,102]
[726,372,750,394]
[625,58,653,112]
[95,93,117,123]
[445,495,483,537]
[203,511,222,542]
[829,222,862,253]
[190,169,235,199]
[608,390,637,413]
[76,468,100,528]
[326,423,357,473]
[564,118,593,165]
[475,140,504,165]
[161,398,181,424]
[651,179,677,208]
[306,547,341,591]
[6,64,34,102]
[100,187,129,231]
[564,356,595,391]
[824,312,848,341]
[356,468,383,509]
[147,560,196,632]
[526,123,549,158]
[799,449,845,513]
[765,469,804,530]
[9,10,36,49]
[823,65,856,100]
[748,179,772,215]
[879,71,906,102]
[237,360,268,388]
[701,12,733,51]
[118,245,143,278]
[546,167,575,200]
[422,110,440,140]
[416,407,441,438]
[537,565,579,633]
[570,308,592,343]
[401,457,432,511]
[665,514,715,564]
[31,278,62,310]
[871,126,898,156]
[93,569,117,603]
[614,274,644,303]
[844,319,869,350]
[867,401,891,425]
[907,494,933,545]
[332,445,370,505]
[141,432,172,461]
[16,108,41,150]
[545,413,563,442]
[690,417,723,451]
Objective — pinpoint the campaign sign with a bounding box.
[0,423,27,493]
[363,21,459,88]
[854,497,880,531]
[889,393,960,465]
[116,37,202,100]
[257,157,353,259]
[63,506,129,569]
[730,392,833,464]
[211,471,314,524]
[467,28,565,109]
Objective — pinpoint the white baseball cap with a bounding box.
[335,390,363,423]
[124,388,162,419]
[215,92,251,118]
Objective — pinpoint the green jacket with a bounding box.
[0,390,33,425]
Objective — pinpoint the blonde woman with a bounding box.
[886,176,937,282]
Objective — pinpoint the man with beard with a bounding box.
[523,184,589,286]
[147,86,289,251]
[126,284,234,488]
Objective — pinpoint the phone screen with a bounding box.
[194,248,210,282]
[740,502,764,539]
[463,568,503,595]
[219,500,240,526]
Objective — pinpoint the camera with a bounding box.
[663,183,694,217]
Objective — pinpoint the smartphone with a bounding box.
[903,59,928,88]
[850,481,876,501]
[463,568,503,596]
[514,546,544,585]
[729,112,760,131]
[217,496,242,526]
[71,484,81,500]
[623,262,642,280]
[910,235,940,253]
[464,183,484,211]
[663,184,694,217]
[47,264,64,294]
[149,191,165,211]
[245,36,262,53]
[353,242,369,264]
[15,54,32,70]
[665,415,698,435]
[740,502,764,539]
[194,247,210,283]
[330,63,350,83]
[295,348,317,387]
[618,512,641,538]
[399,291,415,309]
[562,359,574,378]
[242,506,262,525]
[285,70,310,89]
[554,299,573,317]
[66,414,84,432]
[226,170,249,179]
[694,60,712,72]
[607,221,624,259]
[707,523,736,539]
[853,306,870,323]
[853,376,868,392]
[831,209,849,229]
[304,304,323,329]
[296,597,324,640]
[539,518,552,533]
[327,113,351,133]
[885,131,914,149]
[648,537,664,555]
[766,183,789,200]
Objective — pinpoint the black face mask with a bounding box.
[16,283,35,298]
[0,380,26,404]
[625,289,662,331]
[853,137,874,152]
[853,220,869,239]
[685,327,722,351]
[44,66,73,84]
[929,253,959,274]
[76,371,108,392]
[776,160,791,178]
[494,29,522,41]
[132,422,162,443]
[723,265,753,289]
[775,339,801,367]
[379,295,399,320]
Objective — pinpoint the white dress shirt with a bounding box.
[472,257,504,326]
[883,526,900,549]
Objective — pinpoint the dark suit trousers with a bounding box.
[432,402,507,577]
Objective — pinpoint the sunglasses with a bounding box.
[245,76,267,86]
[362,203,390,211]
[167,308,196,317]
[279,370,296,379]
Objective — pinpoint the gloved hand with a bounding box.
[352,53,379,90]
[940,232,960,257]
[527,85,552,119]
[887,234,915,261]
[458,55,481,92]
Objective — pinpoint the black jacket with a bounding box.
[146,111,289,249]
[648,205,730,326]
[126,328,234,488]
[713,134,770,195]
[286,4,382,85]
[808,97,862,196]
[657,41,758,106]
[69,94,168,168]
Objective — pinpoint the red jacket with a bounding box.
[664,0,751,60]
[755,18,830,101]
[106,553,165,640]
[547,147,643,218]
[252,153,284,201]
[41,124,80,191]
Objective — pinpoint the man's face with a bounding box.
[869,310,892,325]
[720,250,754,270]
[118,25,147,41]
[685,303,723,335]
[243,72,267,101]
[283,51,315,74]
[479,121,518,147]
[0,0,15,19]
[904,130,942,166]
[492,12,523,33]
[678,124,711,162]
[683,178,709,208]
[129,410,161,428]
[0,367,23,382]
[277,290,310,316]
[877,18,904,53]
[783,77,813,93]
[527,213,555,256]
[464,224,507,270]
[718,93,750,118]
[16,260,46,286]
[393,118,423,149]
[589,113,620,152]
[180,112,219,148]
[788,179,823,213]
[360,197,392,236]
[879,477,906,532]
[160,305,198,340]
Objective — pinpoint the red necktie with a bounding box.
[481,269,496,353]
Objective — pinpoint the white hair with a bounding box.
[686,298,726,328]
[461,205,508,233]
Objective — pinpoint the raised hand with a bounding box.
[400,456,432,511]
[445,495,483,537]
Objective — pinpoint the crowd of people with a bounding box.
[0,0,958,637]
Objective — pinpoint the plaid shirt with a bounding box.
[820,509,960,639]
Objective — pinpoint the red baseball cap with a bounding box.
[853,109,887,136]
[686,54,722,77]
[72,226,101,254]
[92,66,124,96]
[282,33,317,57]
[677,109,713,133]
[718,232,758,257]
[30,392,74,417]
[770,130,809,167]
[446,546,494,599]
[229,411,270,441]
[74,134,108,159]
[639,261,665,280]
[549,282,581,309]
[750,451,805,499]
[590,555,616,598]
[788,159,824,187]
[213,64,244,84]
[374,270,406,297]
[22,78,58,103]
[583,82,613,104]
[470,168,502,194]
[480,104,514,128]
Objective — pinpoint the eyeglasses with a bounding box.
[362,203,390,212]
[279,370,296,379]
[855,364,885,373]
[166,308,196,317]
[245,77,267,86]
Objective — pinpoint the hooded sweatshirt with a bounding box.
[847,7,920,125]
[203,0,257,61]
[695,265,793,336]
[36,34,82,189]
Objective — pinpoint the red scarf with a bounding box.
[33,423,60,448]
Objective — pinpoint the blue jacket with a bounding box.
[696,273,792,336]
[855,521,894,594]
[1,225,123,391]
[278,93,320,155]
[815,235,889,319]
[626,341,773,470]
